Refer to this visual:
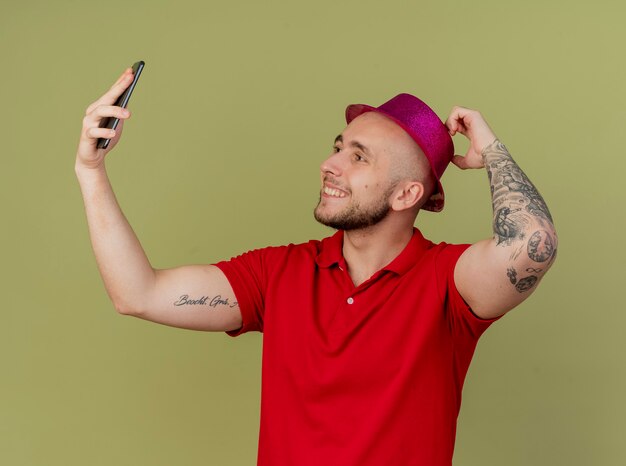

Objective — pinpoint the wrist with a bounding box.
[480,138,506,163]
[74,160,108,181]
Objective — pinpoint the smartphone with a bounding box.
[97,60,145,149]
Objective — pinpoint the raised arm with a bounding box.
[75,67,241,332]
[444,106,558,319]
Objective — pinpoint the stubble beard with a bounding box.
[313,184,396,231]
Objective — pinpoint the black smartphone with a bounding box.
[97,60,145,149]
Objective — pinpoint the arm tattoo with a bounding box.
[506,267,517,284]
[506,266,539,293]
[516,275,538,292]
[482,139,555,250]
[482,139,557,293]
[173,294,238,308]
[527,230,555,262]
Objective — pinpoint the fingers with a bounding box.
[93,104,131,119]
[445,117,457,136]
[81,105,131,143]
[444,105,477,136]
[83,104,131,126]
[446,106,495,153]
[77,69,133,163]
[85,68,134,115]
[446,115,467,137]
[86,118,125,138]
[113,67,133,85]
[446,118,461,136]
[80,67,134,152]
[86,126,118,140]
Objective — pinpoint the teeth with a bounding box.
[324,186,346,198]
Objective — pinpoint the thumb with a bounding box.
[451,154,470,170]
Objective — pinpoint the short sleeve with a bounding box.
[435,243,502,341]
[213,248,269,337]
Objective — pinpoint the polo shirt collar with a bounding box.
[315,227,432,276]
[315,229,345,269]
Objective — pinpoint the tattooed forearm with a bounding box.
[173,294,238,308]
[482,139,556,248]
[482,139,558,294]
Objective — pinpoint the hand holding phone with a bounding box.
[96,61,145,149]
[76,61,145,171]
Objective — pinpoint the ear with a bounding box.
[390,181,425,212]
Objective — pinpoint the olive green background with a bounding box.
[1,0,623,465]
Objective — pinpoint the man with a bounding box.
[75,67,558,466]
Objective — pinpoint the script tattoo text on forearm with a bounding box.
[173,294,238,308]
[481,139,557,293]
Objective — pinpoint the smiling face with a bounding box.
[313,111,435,231]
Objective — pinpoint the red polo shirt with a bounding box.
[214,227,501,466]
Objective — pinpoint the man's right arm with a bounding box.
[75,166,242,332]
[75,67,242,333]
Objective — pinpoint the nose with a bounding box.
[320,151,343,176]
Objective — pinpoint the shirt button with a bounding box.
[347,297,354,304]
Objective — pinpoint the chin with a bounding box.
[313,206,336,227]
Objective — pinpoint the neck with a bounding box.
[342,217,415,287]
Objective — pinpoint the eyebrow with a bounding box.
[334,134,375,157]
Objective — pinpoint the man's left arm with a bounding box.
[444,106,558,320]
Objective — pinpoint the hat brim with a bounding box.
[345,103,445,213]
